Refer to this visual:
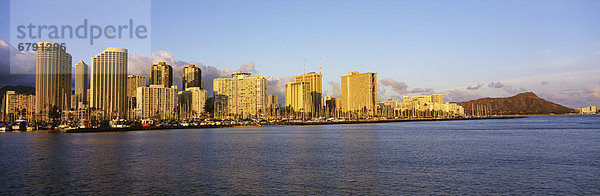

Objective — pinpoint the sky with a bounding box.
[1,0,599,108]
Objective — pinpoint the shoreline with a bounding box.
[62,116,527,133]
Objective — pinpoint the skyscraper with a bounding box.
[183,64,202,90]
[127,75,147,98]
[341,71,377,116]
[285,81,309,112]
[213,71,267,119]
[136,85,177,120]
[432,94,444,104]
[90,47,128,120]
[290,72,322,115]
[178,87,207,120]
[35,42,72,120]
[127,75,147,120]
[74,60,88,109]
[150,62,173,87]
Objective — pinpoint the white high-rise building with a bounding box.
[90,47,128,120]
[213,71,267,119]
[136,85,178,120]
[178,87,207,120]
[35,42,72,120]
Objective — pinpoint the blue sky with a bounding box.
[1,0,600,107]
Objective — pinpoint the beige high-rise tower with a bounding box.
[213,71,267,119]
[285,81,309,112]
[183,64,202,90]
[35,42,72,120]
[74,60,88,109]
[341,71,377,116]
[127,75,146,98]
[150,62,173,87]
[90,47,128,120]
[288,72,322,115]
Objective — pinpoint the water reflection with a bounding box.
[1,116,599,194]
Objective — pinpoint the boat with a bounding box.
[12,119,28,131]
[78,119,91,129]
[110,118,130,128]
[141,119,154,128]
[0,123,12,132]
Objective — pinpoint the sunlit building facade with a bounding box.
[150,62,173,88]
[2,91,35,121]
[341,71,377,115]
[183,64,202,90]
[213,71,267,119]
[35,42,72,120]
[178,87,207,119]
[90,47,128,120]
[136,85,177,120]
[74,60,88,109]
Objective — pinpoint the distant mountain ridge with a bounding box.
[458,92,575,115]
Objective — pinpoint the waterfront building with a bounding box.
[335,97,343,112]
[323,96,336,114]
[136,85,178,120]
[90,47,128,120]
[2,91,35,121]
[267,94,278,108]
[150,62,173,88]
[35,42,72,120]
[213,71,267,119]
[398,95,464,117]
[432,94,444,104]
[74,60,88,109]
[285,81,309,113]
[294,72,322,115]
[127,75,147,120]
[578,106,598,114]
[183,64,202,90]
[341,71,377,116]
[127,75,147,98]
[178,87,207,120]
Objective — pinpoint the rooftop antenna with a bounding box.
[303,59,306,75]
[319,57,322,74]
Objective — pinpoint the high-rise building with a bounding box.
[183,64,202,90]
[35,42,72,120]
[90,47,128,120]
[127,75,146,120]
[285,81,309,112]
[399,95,464,117]
[2,91,35,121]
[323,96,336,113]
[213,71,267,119]
[178,87,207,119]
[432,94,444,104]
[74,60,88,109]
[127,75,146,98]
[341,71,377,115]
[136,85,177,120]
[267,94,278,108]
[293,72,323,115]
[150,62,173,87]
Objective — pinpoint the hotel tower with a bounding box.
[341,71,377,116]
[150,62,173,88]
[90,47,128,120]
[183,64,202,90]
[35,42,72,120]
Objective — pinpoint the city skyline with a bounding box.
[1,0,599,108]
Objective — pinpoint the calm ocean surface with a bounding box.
[0,115,599,195]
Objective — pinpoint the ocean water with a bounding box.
[0,115,599,195]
